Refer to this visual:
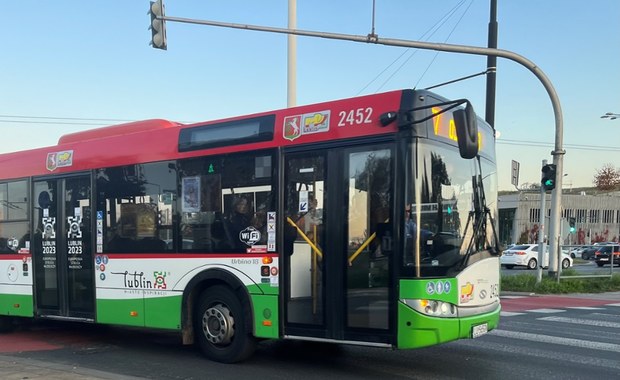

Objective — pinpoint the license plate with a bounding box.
[472,323,488,338]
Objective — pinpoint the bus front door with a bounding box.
[32,175,95,320]
[283,144,393,344]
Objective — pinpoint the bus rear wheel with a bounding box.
[194,285,255,363]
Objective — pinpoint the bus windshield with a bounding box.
[403,139,498,277]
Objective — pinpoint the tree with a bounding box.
[593,163,620,190]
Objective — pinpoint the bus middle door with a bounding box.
[32,174,95,320]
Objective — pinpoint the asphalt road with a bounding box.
[2,292,620,380]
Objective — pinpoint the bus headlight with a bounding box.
[402,299,457,318]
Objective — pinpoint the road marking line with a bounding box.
[525,308,566,313]
[500,295,528,299]
[490,329,620,352]
[500,311,526,317]
[606,303,620,307]
[566,306,606,310]
[537,316,620,328]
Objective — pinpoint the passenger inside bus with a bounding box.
[250,202,268,245]
[227,195,252,250]
[405,206,434,258]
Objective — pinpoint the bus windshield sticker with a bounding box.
[267,211,276,252]
[299,191,308,212]
[96,211,103,253]
[247,245,267,254]
[239,226,261,247]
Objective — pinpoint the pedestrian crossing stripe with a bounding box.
[537,316,620,328]
[525,308,566,313]
[490,329,620,353]
[500,311,526,317]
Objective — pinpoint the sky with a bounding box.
[2,0,619,191]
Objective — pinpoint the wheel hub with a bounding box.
[202,303,235,345]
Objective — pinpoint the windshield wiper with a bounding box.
[459,162,500,270]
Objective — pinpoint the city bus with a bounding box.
[0,88,500,363]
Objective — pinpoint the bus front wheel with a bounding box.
[194,285,256,363]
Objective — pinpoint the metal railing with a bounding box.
[559,244,617,280]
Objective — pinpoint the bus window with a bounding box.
[0,180,30,254]
[97,162,177,253]
[178,151,275,253]
[406,142,478,275]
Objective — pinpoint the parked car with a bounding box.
[569,245,589,259]
[501,244,573,270]
[594,244,620,267]
[582,242,616,260]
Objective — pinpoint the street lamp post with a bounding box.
[601,112,620,120]
[600,113,620,256]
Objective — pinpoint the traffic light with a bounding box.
[149,0,167,50]
[541,163,557,191]
[569,217,576,233]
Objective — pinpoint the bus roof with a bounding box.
[58,119,181,145]
[0,89,405,180]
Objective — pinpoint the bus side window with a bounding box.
[178,151,275,254]
[98,162,177,254]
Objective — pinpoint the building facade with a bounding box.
[498,191,620,246]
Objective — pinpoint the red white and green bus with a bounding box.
[0,89,500,363]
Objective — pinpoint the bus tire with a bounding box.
[194,285,255,363]
[0,316,14,333]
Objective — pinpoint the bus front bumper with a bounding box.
[396,300,501,349]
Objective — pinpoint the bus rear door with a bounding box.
[32,174,95,320]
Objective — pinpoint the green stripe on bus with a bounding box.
[145,295,182,329]
[250,293,279,339]
[247,283,279,295]
[97,295,181,329]
[0,293,34,317]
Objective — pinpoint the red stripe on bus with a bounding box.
[99,253,279,259]
[0,254,32,260]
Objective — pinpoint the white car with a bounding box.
[568,246,589,259]
[501,244,573,270]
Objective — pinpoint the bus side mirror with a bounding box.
[453,102,479,159]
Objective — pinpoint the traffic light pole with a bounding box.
[152,7,566,263]
[537,160,547,284]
